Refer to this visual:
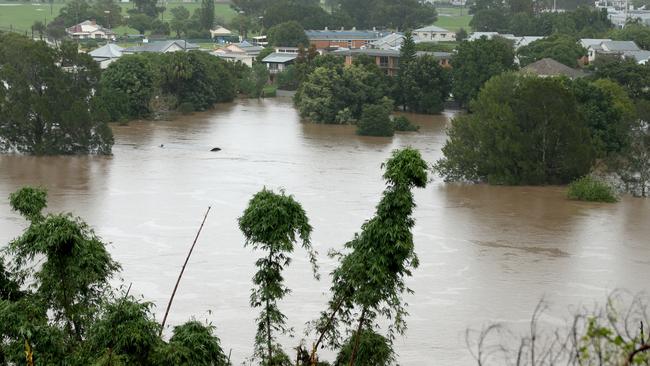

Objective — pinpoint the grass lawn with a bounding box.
[0,1,235,35]
[434,6,472,32]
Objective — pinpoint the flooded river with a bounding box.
[0,98,648,365]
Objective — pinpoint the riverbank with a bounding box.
[1,99,648,365]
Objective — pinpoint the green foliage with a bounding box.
[593,58,650,100]
[128,13,154,34]
[170,6,191,37]
[267,21,309,47]
[338,0,437,30]
[9,187,47,222]
[392,116,419,132]
[159,51,235,111]
[517,35,587,68]
[315,148,428,357]
[239,188,318,365]
[85,297,162,364]
[262,0,337,29]
[296,63,391,123]
[334,329,395,366]
[397,55,451,114]
[451,36,516,107]
[199,0,215,31]
[610,22,650,50]
[153,320,230,366]
[567,176,618,202]
[356,103,394,137]
[435,73,594,184]
[0,33,113,155]
[100,54,156,120]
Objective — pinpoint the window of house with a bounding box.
[379,56,389,67]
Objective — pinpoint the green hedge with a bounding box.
[567,176,618,203]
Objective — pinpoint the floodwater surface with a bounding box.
[1,98,648,365]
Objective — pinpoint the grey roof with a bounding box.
[522,58,585,79]
[623,50,650,63]
[89,43,123,59]
[261,52,298,64]
[123,40,199,53]
[367,33,404,50]
[306,30,383,40]
[236,40,265,51]
[580,38,611,49]
[414,25,451,33]
[601,40,640,52]
[332,48,452,59]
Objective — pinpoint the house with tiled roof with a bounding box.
[66,20,115,41]
[521,58,586,79]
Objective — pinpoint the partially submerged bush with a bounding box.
[392,116,419,132]
[356,104,394,137]
[567,176,618,202]
[334,329,395,366]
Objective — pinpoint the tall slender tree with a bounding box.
[200,0,215,31]
[309,148,429,365]
[239,189,319,366]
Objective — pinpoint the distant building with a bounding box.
[122,40,199,54]
[210,26,232,43]
[623,50,650,64]
[366,33,404,50]
[306,29,387,49]
[88,43,123,69]
[468,32,517,42]
[261,52,298,81]
[221,41,265,56]
[413,25,456,42]
[515,36,545,49]
[586,40,641,62]
[521,58,586,79]
[66,20,115,41]
[332,49,452,76]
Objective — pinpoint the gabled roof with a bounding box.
[66,20,114,35]
[580,38,612,49]
[522,58,585,79]
[89,44,124,59]
[516,36,545,48]
[261,52,298,63]
[332,48,452,59]
[123,40,198,53]
[414,25,451,33]
[623,50,650,63]
[601,40,640,52]
[210,26,232,36]
[367,32,404,50]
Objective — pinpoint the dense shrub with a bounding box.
[356,104,394,137]
[567,176,618,202]
[392,116,419,132]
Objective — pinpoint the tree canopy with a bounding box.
[517,35,587,68]
[0,34,113,155]
[267,21,309,47]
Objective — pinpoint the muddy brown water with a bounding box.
[1,98,648,365]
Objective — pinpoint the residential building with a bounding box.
[261,52,298,81]
[305,29,386,49]
[221,40,265,57]
[332,49,452,76]
[587,40,641,62]
[66,20,115,41]
[88,43,124,69]
[515,36,545,49]
[210,26,232,43]
[122,40,199,54]
[213,50,255,67]
[623,50,650,64]
[521,58,586,79]
[413,25,456,42]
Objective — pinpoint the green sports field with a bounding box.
[434,6,472,32]
[0,1,236,35]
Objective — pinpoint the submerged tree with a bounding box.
[309,148,428,365]
[239,189,319,365]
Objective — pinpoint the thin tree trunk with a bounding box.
[160,206,211,336]
[267,250,274,366]
[310,296,346,365]
[348,307,367,366]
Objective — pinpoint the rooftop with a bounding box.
[521,58,585,79]
[89,43,124,59]
[123,40,199,53]
[261,52,298,63]
[332,48,452,59]
[601,40,641,52]
[306,29,384,40]
[414,25,451,33]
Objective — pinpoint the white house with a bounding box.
[66,20,115,41]
[413,25,456,42]
[468,32,517,42]
[88,43,123,69]
[122,40,199,54]
[586,40,641,62]
[261,52,297,75]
